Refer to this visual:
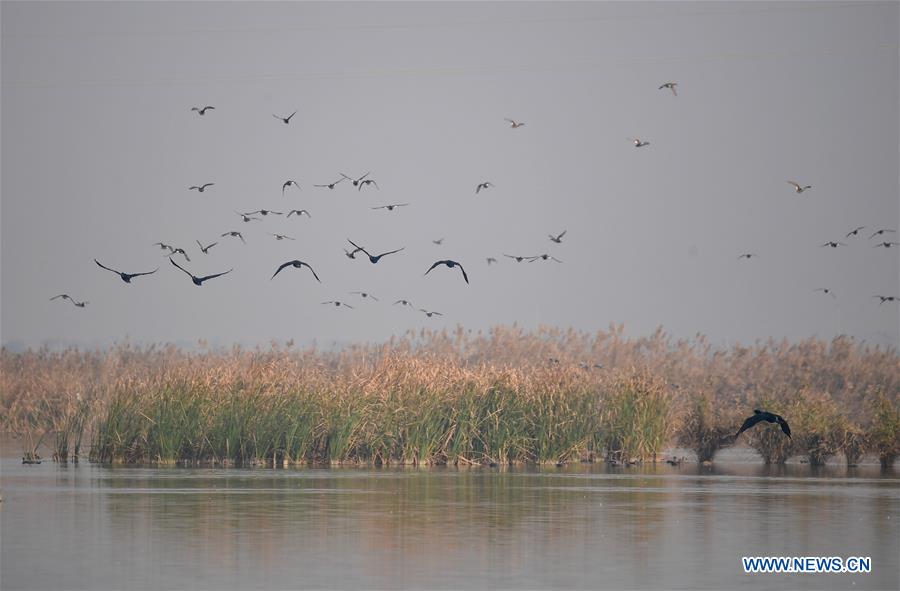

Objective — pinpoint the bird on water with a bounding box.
[734,410,792,439]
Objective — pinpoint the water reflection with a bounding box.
[1,460,897,590]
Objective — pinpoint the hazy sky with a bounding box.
[2,1,898,349]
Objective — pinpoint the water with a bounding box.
[1,448,897,590]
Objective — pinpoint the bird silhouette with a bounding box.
[737,253,758,260]
[221,231,246,244]
[358,178,379,191]
[504,254,530,263]
[191,106,215,115]
[505,118,525,128]
[874,295,898,305]
[236,211,261,223]
[347,239,404,264]
[50,294,88,307]
[486,257,497,265]
[372,203,408,211]
[349,291,379,301]
[271,260,321,282]
[170,258,232,286]
[189,183,214,192]
[287,209,311,218]
[475,182,494,194]
[419,309,443,317]
[153,242,174,253]
[170,248,190,262]
[815,288,836,298]
[821,241,846,248]
[734,410,792,439]
[630,138,650,147]
[196,240,218,254]
[432,238,444,245]
[273,111,297,124]
[393,299,414,308]
[340,172,369,187]
[246,209,283,217]
[283,180,300,194]
[425,260,469,284]
[343,247,364,259]
[845,226,865,238]
[270,233,295,241]
[321,300,353,309]
[658,82,677,96]
[874,242,900,249]
[787,181,812,193]
[314,178,345,189]
[528,254,563,263]
[868,228,896,239]
[549,230,567,244]
[95,259,158,283]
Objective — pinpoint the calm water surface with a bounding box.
[1,447,897,590]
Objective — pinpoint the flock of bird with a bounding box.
[50,83,898,322]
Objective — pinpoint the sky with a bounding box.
[2,1,898,350]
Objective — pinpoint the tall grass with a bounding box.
[2,327,898,465]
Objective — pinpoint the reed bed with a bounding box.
[1,326,898,466]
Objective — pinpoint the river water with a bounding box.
[1,447,897,590]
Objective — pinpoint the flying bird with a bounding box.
[372,203,409,211]
[737,253,758,260]
[734,410,792,439]
[236,211,261,223]
[787,181,812,193]
[196,240,218,254]
[170,248,190,262]
[94,259,158,283]
[549,230,567,244]
[343,247,363,259]
[393,299,414,308]
[273,111,297,124]
[425,260,469,284]
[868,228,896,239]
[153,242,175,253]
[189,183,214,192]
[347,239,404,264]
[874,242,900,248]
[630,138,650,147]
[505,118,525,128]
[419,309,443,318]
[340,172,370,188]
[815,288,836,298]
[314,178,345,190]
[358,178,379,191]
[504,254,530,263]
[221,231,246,244]
[246,209,283,217]
[874,295,898,304]
[271,260,321,282]
[821,241,846,248]
[349,291,379,301]
[321,300,353,309]
[475,182,494,194]
[528,254,563,263]
[50,294,88,307]
[845,226,866,238]
[486,257,497,265]
[269,233,295,241]
[191,106,215,115]
[658,82,678,96]
[432,238,445,246]
[283,180,300,194]
[170,258,232,286]
[287,209,311,218]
